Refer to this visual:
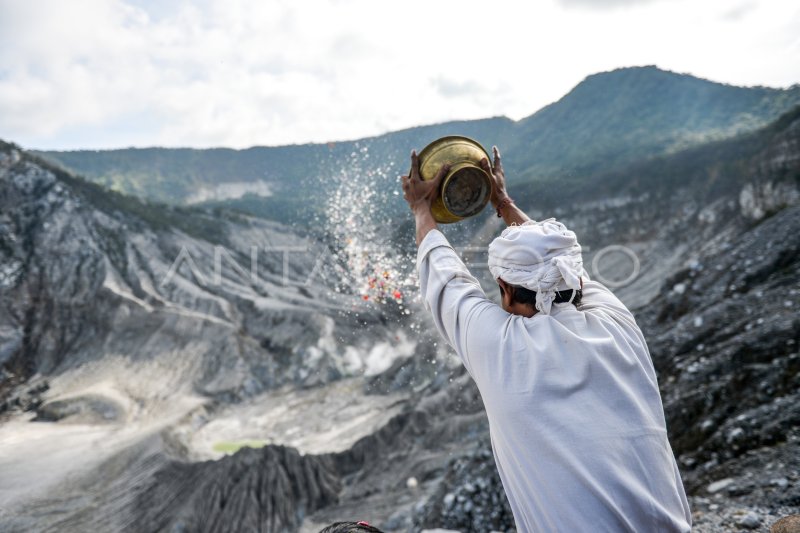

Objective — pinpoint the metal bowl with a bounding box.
[416,135,493,224]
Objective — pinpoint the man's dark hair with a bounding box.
[318,522,385,533]
[510,286,582,307]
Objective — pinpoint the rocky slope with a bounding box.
[1,105,799,532]
[0,140,435,530]
[0,141,395,406]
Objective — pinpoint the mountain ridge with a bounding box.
[34,66,800,215]
[507,65,800,181]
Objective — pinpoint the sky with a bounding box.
[0,0,798,150]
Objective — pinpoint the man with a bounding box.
[401,147,691,532]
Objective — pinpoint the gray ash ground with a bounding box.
[412,445,515,532]
[634,206,800,531]
[690,500,800,532]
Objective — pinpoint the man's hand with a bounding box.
[401,150,449,214]
[401,150,449,246]
[480,146,509,207]
[479,145,531,226]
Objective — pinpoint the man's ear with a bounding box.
[499,279,514,303]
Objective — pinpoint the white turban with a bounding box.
[488,218,583,315]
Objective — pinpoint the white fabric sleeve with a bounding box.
[416,229,507,376]
[578,272,639,327]
[578,277,655,369]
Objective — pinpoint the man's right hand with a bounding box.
[480,146,510,207]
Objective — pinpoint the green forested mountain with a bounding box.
[514,104,800,208]
[505,65,800,183]
[36,118,514,204]
[35,66,800,221]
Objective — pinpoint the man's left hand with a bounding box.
[401,150,449,214]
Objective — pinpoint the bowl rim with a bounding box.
[417,135,492,167]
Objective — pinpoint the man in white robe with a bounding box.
[401,147,692,532]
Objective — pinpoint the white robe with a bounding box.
[417,230,692,533]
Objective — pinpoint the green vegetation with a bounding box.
[34,116,512,211]
[6,144,233,243]
[30,67,800,226]
[515,104,800,209]
[197,193,321,230]
[505,66,800,184]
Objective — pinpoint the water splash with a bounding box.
[320,144,420,313]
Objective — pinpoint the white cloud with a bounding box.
[0,0,798,149]
[557,0,664,9]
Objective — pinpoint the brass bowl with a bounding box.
[416,136,493,223]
